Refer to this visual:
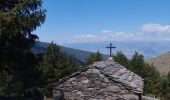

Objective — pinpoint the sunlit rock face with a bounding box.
[53,60,144,100]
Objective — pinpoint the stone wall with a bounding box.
[53,60,144,100]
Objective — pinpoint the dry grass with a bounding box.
[147,52,170,75]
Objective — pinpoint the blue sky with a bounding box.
[35,0,170,58]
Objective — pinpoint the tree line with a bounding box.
[1,0,170,100]
[85,51,170,99]
[0,0,80,99]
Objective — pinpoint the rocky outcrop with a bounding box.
[53,59,144,100]
[93,60,143,94]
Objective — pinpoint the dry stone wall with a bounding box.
[53,60,144,100]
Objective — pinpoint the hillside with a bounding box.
[32,41,108,64]
[147,52,170,75]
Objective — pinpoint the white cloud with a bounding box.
[101,31,134,40]
[69,31,136,43]
[101,30,113,33]
[67,23,170,43]
[70,34,104,43]
[75,34,96,39]
[142,23,170,33]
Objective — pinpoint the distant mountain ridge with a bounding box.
[64,41,170,60]
[147,52,170,75]
[32,41,108,64]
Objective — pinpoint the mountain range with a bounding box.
[32,41,108,64]
[147,52,170,75]
[33,41,170,74]
[63,41,170,60]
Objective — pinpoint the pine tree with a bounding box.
[0,0,45,96]
[86,50,103,65]
[39,42,80,96]
[112,51,161,96]
[130,52,145,77]
[39,42,62,84]
[160,76,168,99]
[164,71,170,99]
[143,63,161,96]
[113,51,130,69]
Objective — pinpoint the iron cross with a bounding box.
[106,43,116,57]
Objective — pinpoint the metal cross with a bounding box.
[106,43,116,57]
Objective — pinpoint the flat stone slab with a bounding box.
[93,60,144,93]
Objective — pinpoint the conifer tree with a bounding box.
[143,63,161,96]
[39,42,80,96]
[164,71,170,99]
[113,51,130,69]
[160,76,168,99]
[40,43,79,84]
[86,50,103,65]
[130,52,145,77]
[114,52,161,96]
[0,0,45,96]
[39,42,80,84]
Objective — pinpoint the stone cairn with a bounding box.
[53,59,144,100]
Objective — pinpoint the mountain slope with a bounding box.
[32,41,108,64]
[147,52,170,75]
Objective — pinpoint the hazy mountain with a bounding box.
[32,41,108,64]
[147,52,170,75]
[64,41,170,59]
[32,41,170,72]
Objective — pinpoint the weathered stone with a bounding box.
[103,77,109,83]
[53,59,144,100]
[108,86,121,93]
[91,68,100,74]
[120,90,129,95]
[105,96,121,100]
[122,94,138,100]
[75,91,84,97]
[93,62,106,69]
[67,77,76,82]
[130,82,138,88]
[93,60,144,93]
[53,91,64,100]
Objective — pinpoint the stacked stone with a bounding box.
[53,60,144,100]
[93,60,144,94]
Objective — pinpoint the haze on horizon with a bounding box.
[36,0,170,58]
